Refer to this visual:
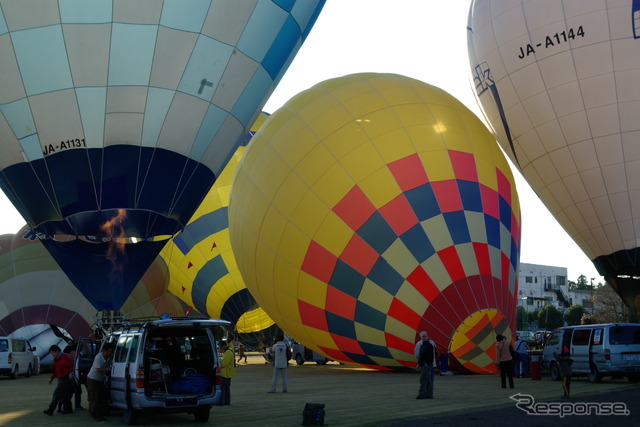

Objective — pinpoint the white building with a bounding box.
[517,263,571,312]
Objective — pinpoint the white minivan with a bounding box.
[0,337,37,378]
[82,318,230,425]
[542,323,640,383]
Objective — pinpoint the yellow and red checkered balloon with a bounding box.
[229,73,520,372]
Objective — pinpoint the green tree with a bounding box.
[536,305,564,330]
[564,304,588,326]
[516,305,528,330]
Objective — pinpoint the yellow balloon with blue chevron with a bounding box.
[161,113,275,341]
[229,74,521,372]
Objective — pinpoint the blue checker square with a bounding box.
[458,179,483,212]
[329,260,366,299]
[359,341,394,359]
[404,183,441,221]
[443,211,471,245]
[354,301,387,330]
[399,223,435,263]
[326,312,357,339]
[367,258,404,295]
[357,211,397,254]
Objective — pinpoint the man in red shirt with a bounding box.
[43,344,74,416]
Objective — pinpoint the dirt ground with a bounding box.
[0,352,638,426]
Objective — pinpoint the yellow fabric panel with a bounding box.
[384,316,419,343]
[358,279,393,314]
[334,87,389,120]
[273,256,301,298]
[260,207,289,252]
[419,150,454,182]
[339,140,385,182]
[420,255,452,292]
[276,126,320,170]
[310,162,355,208]
[322,119,371,160]
[382,239,419,279]
[388,347,415,364]
[371,76,424,106]
[456,242,480,277]
[300,327,336,351]
[466,211,489,246]
[355,323,386,346]
[392,282,429,316]
[420,216,453,251]
[290,191,330,239]
[273,286,299,324]
[368,356,403,368]
[235,307,274,334]
[294,141,337,187]
[371,128,415,164]
[313,211,353,257]
[306,103,354,142]
[427,103,466,129]
[475,156,498,191]
[441,124,473,154]
[277,223,312,268]
[296,272,327,309]
[407,124,447,153]
[359,166,401,209]
[271,173,309,218]
[353,107,405,141]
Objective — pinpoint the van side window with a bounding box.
[115,336,130,363]
[0,339,8,352]
[127,336,139,363]
[572,329,591,346]
[546,333,560,346]
[13,340,25,352]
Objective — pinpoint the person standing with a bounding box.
[494,334,514,389]
[268,335,288,393]
[43,345,74,416]
[87,342,115,422]
[237,341,247,364]
[219,341,236,405]
[554,347,573,399]
[415,331,435,399]
[514,334,530,378]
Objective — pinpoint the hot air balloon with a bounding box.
[161,112,276,346]
[467,0,640,319]
[229,73,521,372]
[0,226,186,366]
[0,0,325,311]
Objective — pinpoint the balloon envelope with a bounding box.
[161,112,275,336]
[229,73,521,372]
[0,0,325,310]
[467,0,640,317]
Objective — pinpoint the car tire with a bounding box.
[25,364,32,378]
[549,362,560,381]
[588,363,602,383]
[194,406,210,422]
[10,365,18,379]
[295,354,304,365]
[123,409,140,425]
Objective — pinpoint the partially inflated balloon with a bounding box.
[161,113,275,338]
[229,73,521,372]
[0,0,325,310]
[467,0,640,318]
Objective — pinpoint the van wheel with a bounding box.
[295,354,304,365]
[25,364,32,378]
[194,406,210,422]
[10,365,18,379]
[123,409,140,425]
[588,363,602,383]
[549,362,560,381]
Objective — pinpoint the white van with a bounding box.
[0,337,37,378]
[84,318,230,425]
[542,323,640,383]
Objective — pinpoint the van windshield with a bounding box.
[609,325,640,345]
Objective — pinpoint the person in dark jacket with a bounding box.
[554,346,573,399]
[43,345,74,416]
[415,331,435,399]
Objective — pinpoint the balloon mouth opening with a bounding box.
[32,208,180,243]
[449,308,512,374]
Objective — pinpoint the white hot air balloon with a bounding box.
[467,0,640,319]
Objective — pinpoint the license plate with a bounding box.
[623,354,639,361]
